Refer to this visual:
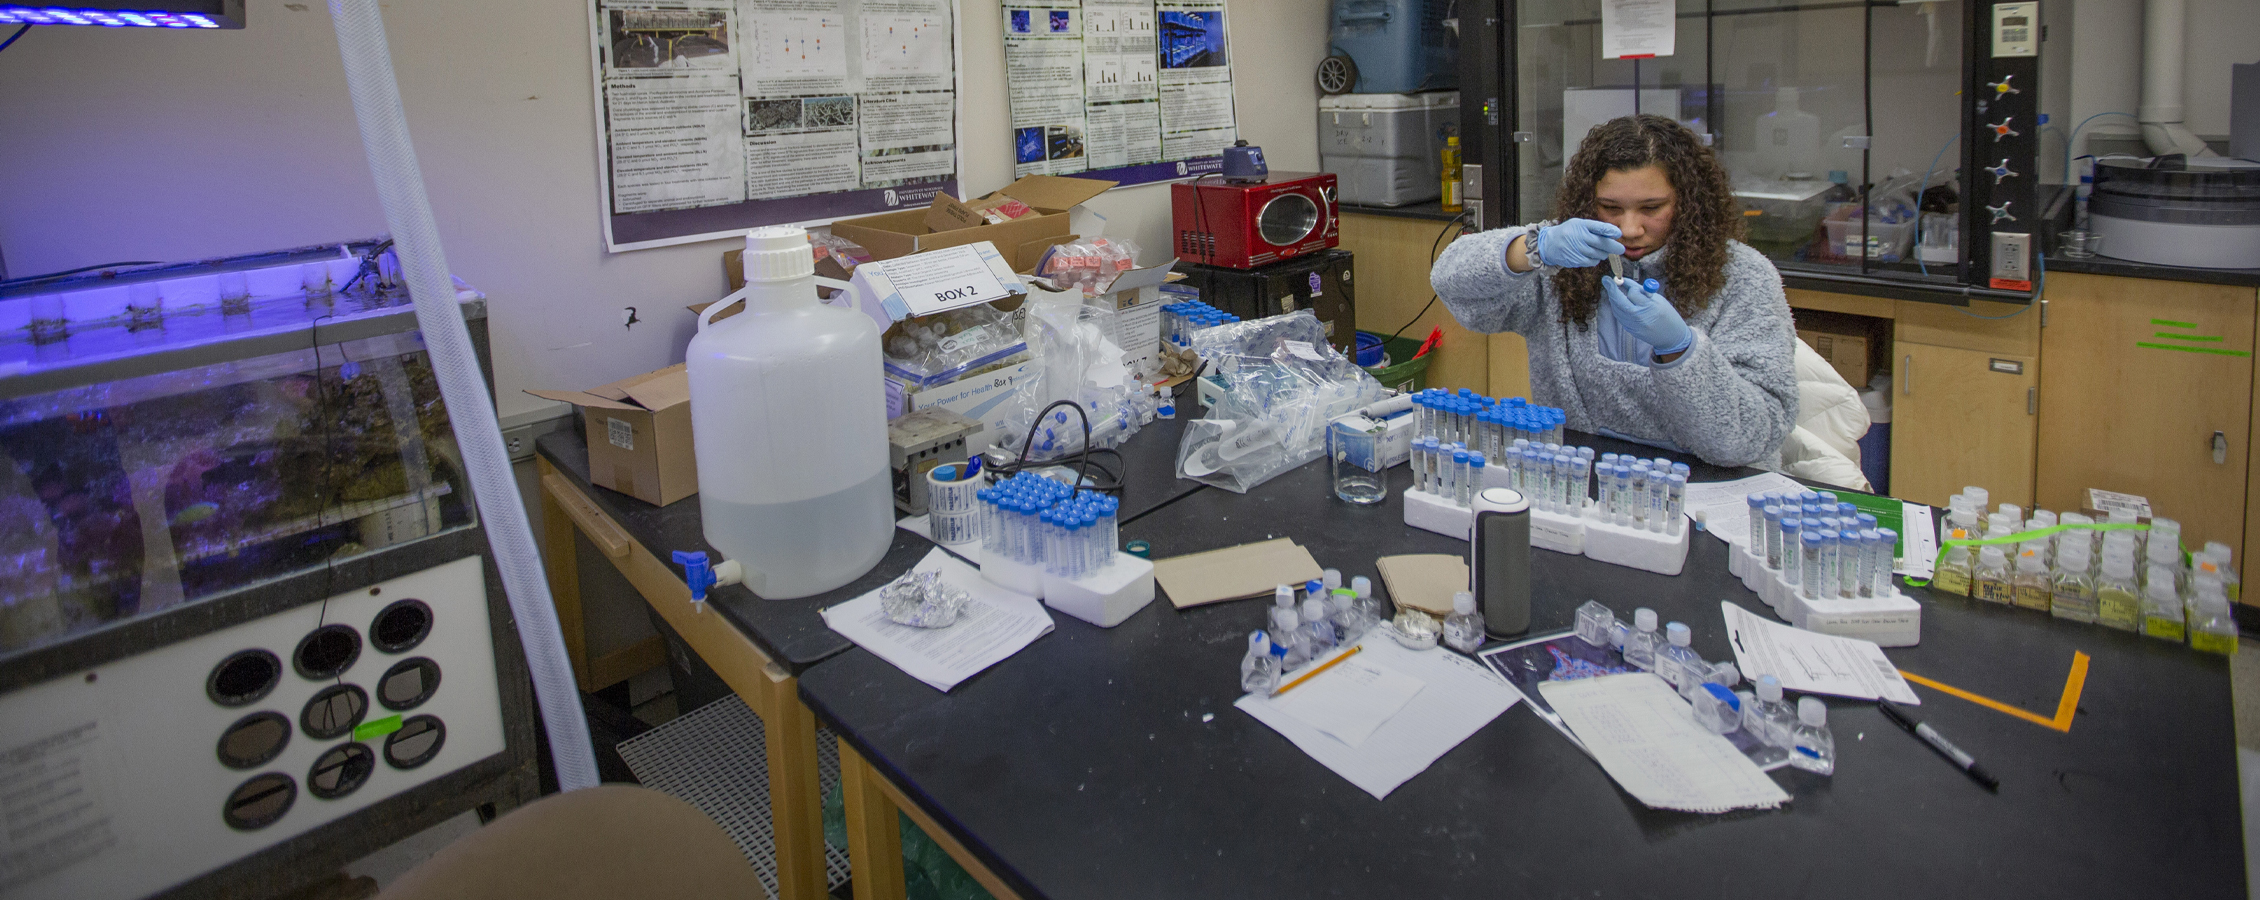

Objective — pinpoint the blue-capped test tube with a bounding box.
[1872,528,1898,596]
[1570,454,1592,513]
[1449,449,1469,502]
[1762,502,1784,568]
[1781,517,1803,582]
[1411,438,1430,493]
[1802,532,1828,599]
[1647,468,1668,532]
[1463,454,1485,506]
[1666,473,1686,535]
[1627,468,1649,528]
[1841,528,1867,597]
[1746,494,1767,551]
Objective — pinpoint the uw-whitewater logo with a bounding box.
[1176,161,1189,176]
[884,189,900,207]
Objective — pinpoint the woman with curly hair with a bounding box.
[1431,114,1799,468]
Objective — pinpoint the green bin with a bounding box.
[1358,331,1433,393]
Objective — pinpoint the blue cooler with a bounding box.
[1857,380,1890,494]
[1327,0,1458,94]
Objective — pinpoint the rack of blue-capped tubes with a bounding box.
[977,472,1122,580]
[1160,300,1241,349]
[1403,389,1691,528]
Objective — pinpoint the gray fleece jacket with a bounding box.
[1431,226,1799,468]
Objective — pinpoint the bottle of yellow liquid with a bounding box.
[1440,135,1463,213]
[1932,510,1976,596]
[2096,555,2142,631]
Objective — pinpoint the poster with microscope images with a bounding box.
[590,0,961,251]
[1000,0,1233,184]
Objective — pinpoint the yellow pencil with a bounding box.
[1270,644,1363,697]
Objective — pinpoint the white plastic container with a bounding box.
[1318,91,1458,207]
[687,226,893,599]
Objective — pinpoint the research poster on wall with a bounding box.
[589,0,961,251]
[1001,0,1237,186]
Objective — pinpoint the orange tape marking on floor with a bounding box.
[1897,652,2090,733]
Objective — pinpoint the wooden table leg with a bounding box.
[839,738,908,900]
[766,672,829,900]
[536,459,594,692]
[539,467,834,900]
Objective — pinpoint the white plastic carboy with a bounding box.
[686,226,892,598]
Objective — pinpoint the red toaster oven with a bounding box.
[1171,172,1339,269]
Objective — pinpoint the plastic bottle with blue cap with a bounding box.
[1241,632,1281,693]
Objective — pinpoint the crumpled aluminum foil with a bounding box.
[879,569,969,628]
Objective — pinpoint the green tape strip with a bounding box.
[2135,342,2252,357]
[2152,318,2198,328]
[1904,521,2150,588]
[354,714,403,742]
[2151,332,2224,342]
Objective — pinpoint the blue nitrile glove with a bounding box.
[1601,276,1693,359]
[1531,218,1625,268]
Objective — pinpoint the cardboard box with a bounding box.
[1798,328,1871,388]
[832,174,1116,270]
[527,365,698,506]
[887,358,1038,452]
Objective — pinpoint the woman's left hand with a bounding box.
[1601,276,1692,357]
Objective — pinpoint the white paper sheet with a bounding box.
[1540,673,1787,813]
[1237,636,1520,799]
[1897,503,1937,577]
[1683,472,1805,550]
[1268,653,1425,747]
[1721,602,1920,705]
[821,548,1054,691]
[1600,0,1676,59]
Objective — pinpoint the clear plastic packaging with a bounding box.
[996,290,1151,458]
[1177,311,1387,493]
[1035,237,1144,296]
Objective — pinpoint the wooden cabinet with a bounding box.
[2035,272,2255,559]
[1891,341,2039,509]
[1337,212,1487,392]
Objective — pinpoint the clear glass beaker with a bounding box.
[1331,444,1388,505]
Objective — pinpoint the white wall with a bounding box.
[0,0,1324,420]
[2065,0,2260,159]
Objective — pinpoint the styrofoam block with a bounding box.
[1728,540,1747,577]
[1403,488,1470,540]
[1042,554,1156,628]
[1581,513,1689,575]
[980,553,1045,599]
[1528,504,1587,554]
[1786,589,1922,647]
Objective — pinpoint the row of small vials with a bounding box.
[1412,437,1691,532]
[976,473,1120,578]
[1412,389,1565,455]
[1744,489,1898,602]
[1930,487,2238,654]
[1238,570,1490,694]
[1160,300,1241,348]
[1576,601,1834,774]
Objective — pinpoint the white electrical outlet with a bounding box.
[1991,232,2032,285]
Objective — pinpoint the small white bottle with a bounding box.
[1625,608,1662,672]
[1301,597,1339,657]
[1443,591,1486,652]
[1240,631,1281,693]
[1350,576,1386,632]
[1270,585,1310,670]
[1657,622,1704,689]
[1788,697,1836,775]
[1328,589,1364,644]
[1744,676,1794,767]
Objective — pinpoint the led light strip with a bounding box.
[0,6,222,26]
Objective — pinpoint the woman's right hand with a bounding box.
[1533,218,1625,268]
